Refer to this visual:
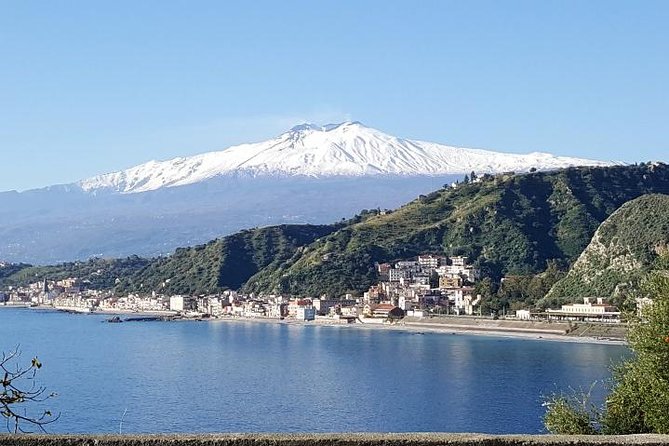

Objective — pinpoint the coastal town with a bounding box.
[0,254,623,325]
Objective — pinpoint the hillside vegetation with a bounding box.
[0,225,338,295]
[0,263,31,281]
[244,163,669,297]
[0,256,150,290]
[114,224,339,295]
[543,194,669,306]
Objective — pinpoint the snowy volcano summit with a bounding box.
[79,121,612,194]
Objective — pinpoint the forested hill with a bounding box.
[113,224,339,295]
[543,193,669,307]
[0,224,339,294]
[0,257,150,290]
[244,163,669,297]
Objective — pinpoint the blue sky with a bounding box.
[1,0,667,191]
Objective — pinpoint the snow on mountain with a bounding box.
[79,121,614,194]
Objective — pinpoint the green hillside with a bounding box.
[0,256,150,290]
[114,224,339,295]
[543,193,669,307]
[243,163,669,297]
[0,262,31,281]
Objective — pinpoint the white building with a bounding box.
[546,298,620,321]
[389,269,411,282]
[447,288,479,315]
[451,256,467,267]
[398,295,416,311]
[296,307,316,321]
[417,255,442,270]
[169,295,185,312]
[395,261,421,273]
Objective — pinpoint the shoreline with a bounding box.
[207,315,627,345]
[3,304,626,345]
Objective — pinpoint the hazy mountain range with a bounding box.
[0,122,613,264]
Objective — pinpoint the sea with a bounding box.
[1,307,629,434]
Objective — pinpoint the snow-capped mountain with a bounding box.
[79,121,612,194]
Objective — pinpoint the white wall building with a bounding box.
[169,295,185,312]
[546,298,620,321]
[296,307,316,321]
[389,269,411,282]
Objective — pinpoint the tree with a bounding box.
[476,277,499,314]
[1,348,58,433]
[429,270,440,289]
[544,255,669,434]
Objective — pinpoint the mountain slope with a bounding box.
[0,256,151,290]
[78,122,612,194]
[544,194,669,304]
[114,224,339,295]
[0,225,339,293]
[0,175,458,264]
[241,163,669,297]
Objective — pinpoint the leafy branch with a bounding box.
[1,347,59,433]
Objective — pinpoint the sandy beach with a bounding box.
[206,314,627,345]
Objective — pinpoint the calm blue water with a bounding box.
[1,307,628,434]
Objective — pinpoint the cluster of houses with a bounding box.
[367,255,482,316]
[1,277,110,309]
[0,253,623,323]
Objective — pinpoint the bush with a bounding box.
[543,389,598,435]
[544,255,669,434]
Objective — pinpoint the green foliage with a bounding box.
[0,256,150,290]
[546,194,669,304]
[116,224,338,295]
[0,225,337,296]
[0,263,31,281]
[494,261,566,311]
[543,388,599,435]
[601,267,669,433]
[476,277,497,314]
[544,255,669,434]
[248,164,669,297]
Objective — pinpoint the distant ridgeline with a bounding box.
[1,163,668,298]
[543,193,669,307]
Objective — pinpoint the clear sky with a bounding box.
[1,0,667,192]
